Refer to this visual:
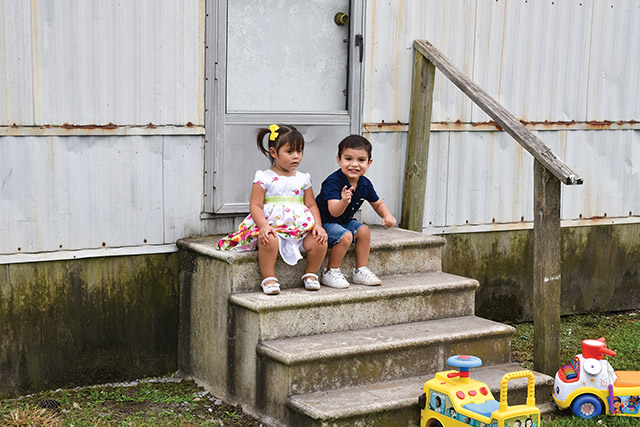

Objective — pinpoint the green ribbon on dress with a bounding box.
[264,196,304,204]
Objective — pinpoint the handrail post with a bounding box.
[533,159,562,376]
[401,49,436,231]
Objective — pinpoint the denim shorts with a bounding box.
[324,219,363,248]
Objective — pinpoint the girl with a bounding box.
[218,124,328,295]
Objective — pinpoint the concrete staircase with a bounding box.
[177,226,554,426]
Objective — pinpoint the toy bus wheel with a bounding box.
[427,420,443,427]
[571,394,602,419]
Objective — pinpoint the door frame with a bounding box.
[203,0,364,214]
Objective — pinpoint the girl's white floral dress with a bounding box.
[217,169,315,265]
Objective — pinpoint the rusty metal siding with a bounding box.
[365,0,640,124]
[0,1,207,259]
[1,0,205,127]
[362,1,640,230]
[364,128,640,228]
[0,135,204,256]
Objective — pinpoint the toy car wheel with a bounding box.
[427,420,443,427]
[571,394,602,419]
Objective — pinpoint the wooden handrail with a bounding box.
[414,40,583,186]
[403,40,583,376]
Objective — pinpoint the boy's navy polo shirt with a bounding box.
[316,169,379,225]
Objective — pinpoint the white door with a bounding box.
[204,0,363,213]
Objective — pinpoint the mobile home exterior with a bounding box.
[1,0,639,396]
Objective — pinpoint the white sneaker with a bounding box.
[351,266,382,286]
[321,268,350,288]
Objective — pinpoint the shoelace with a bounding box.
[327,269,346,280]
[357,268,376,279]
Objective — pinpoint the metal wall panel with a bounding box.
[587,2,640,121]
[363,129,639,228]
[0,2,34,125]
[364,0,640,123]
[0,0,205,127]
[362,1,640,230]
[0,135,203,255]
[563,129,640,219]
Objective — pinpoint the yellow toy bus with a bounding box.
[419,355,541,427]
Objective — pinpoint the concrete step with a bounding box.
[229,271,479,341]
[254,316,515,422]
[286,364,555,427]
[178,226,446,293]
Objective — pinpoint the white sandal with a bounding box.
[261,277,281,295]
[301,273,321,291]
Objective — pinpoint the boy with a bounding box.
[315,135,396,288]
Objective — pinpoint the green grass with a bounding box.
[511,310,640,371]
[511,310,640,426]
[0,379,259,426]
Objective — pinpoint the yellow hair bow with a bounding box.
[269,124,280,141]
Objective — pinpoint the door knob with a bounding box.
[334,12,349,26]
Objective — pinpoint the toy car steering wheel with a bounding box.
[446,355,483,378]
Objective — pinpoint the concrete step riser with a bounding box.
[232,285,476,342]
[228,243,443,293]
[256,334,512,422]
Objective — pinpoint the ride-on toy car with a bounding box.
[553,337,640,419]
[419,355,541,427]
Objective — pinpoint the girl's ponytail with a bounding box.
[256,127,272,159]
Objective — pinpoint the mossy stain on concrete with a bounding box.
[0,254,179,397]
[440,223,640,323]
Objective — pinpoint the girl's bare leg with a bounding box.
[303,234,328,274]
[354,224,371,269]
[326,231,353,269]
[258,237,279,285]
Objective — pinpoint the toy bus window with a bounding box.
[505,414,539,427]
[428,390,449,415]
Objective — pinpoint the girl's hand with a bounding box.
[312,225,327,244]
[341,186,354,204]
[259,225,276,245]
[382,215,397,228]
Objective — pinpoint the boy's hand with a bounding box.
[312,225,328,244]
[382,215,396,228]
[341,186,354,204]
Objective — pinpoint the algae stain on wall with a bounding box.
[0,254,179,398]
[440,223,640,323]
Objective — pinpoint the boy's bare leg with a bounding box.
[354,225,371,269]
[303,234,328,274]
[327,232,353,269]
[258,237,279,285]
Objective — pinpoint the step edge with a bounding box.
[287,391,417,420]
[230,275,480,313]
[287,366,554,420]
[178,229,445,263]
[177,238,256,265]
[257,319,515,365]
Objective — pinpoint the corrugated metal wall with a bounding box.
[0,0,204,125]
[0,0,212,260]
[362,0,640,231]
[2,0,639,260]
